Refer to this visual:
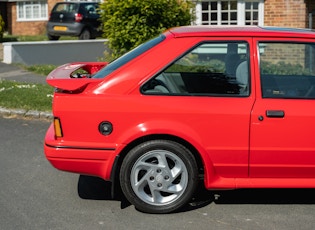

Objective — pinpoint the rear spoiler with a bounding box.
[46,62,107,91]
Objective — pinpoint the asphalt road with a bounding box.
[1,116,315,230]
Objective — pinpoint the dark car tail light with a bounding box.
[75,13,83,22]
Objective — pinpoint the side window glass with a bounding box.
[142,42,250,96]
[86,4,97,15]
[259,42,315,98]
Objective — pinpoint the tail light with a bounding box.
[54,117,63,138]
[75,13,83,22]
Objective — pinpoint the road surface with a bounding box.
[1,116,314,230]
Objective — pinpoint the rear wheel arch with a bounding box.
[118,135,204,175]
[79,27,92,39]
[110,134,208,201]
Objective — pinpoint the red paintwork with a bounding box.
[44,26,315,190]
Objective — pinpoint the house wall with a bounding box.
[264,0,307,28]
[6,3,13,34]
[7,0,61,36]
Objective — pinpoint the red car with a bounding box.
[44,26,315,213]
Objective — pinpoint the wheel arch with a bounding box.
[79,26,92,39]
[81,26,90,33]
[110,134,214,198]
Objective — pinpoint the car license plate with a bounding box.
[54,26,67,31]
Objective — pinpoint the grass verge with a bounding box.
[23,64,57,76]
[0,80,53,112]
[0,33,89,113]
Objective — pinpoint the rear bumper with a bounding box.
[44,124,120,180]
[47,22,84,36]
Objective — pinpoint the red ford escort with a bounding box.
[44,26,315,213]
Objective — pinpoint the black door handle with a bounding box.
[266,110,285,118]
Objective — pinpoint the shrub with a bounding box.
[99,0,194,59]
[0,14,5,40]
[261,61,312,75]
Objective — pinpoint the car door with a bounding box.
[141,38,256,178]
[250,38,315,178]
[82,3,100,34]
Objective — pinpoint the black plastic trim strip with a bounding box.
[45,143,116,151]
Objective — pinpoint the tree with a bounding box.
[0,14,5,41]
[99,0,194,59]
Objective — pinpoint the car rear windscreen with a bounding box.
[53,3,79,13]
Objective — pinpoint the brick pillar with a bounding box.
[264,0,307,28]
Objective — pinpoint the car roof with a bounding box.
[167,26,315,39]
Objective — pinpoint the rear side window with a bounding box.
[53,3,78,13]
[84,4,98,15]
[259,42,315,99]
[142,42,250,96]
[92,35,165,79]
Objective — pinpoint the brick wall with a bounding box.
[7,0,62,36]
[264,0,307,28]
[261,43,307,67]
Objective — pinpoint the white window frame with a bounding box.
[195,0,264,26]
[17,1,48,22]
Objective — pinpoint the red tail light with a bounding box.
[75,13,83,22]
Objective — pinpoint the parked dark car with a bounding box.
[47,2,101,40]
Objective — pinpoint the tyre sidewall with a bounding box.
[79,29,91,40]
[120,140,198,213]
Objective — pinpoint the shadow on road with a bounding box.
[77,175,131,209]
[77,175,315,212]
[212,188,315,205]
[78,175,112,200]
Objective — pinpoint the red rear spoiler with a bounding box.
[46,62,107,91]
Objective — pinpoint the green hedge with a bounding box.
[260,61,312,75]
[0,14,5,40]
[99,0,194,59]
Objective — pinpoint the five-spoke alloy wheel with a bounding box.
[120,140,198,213]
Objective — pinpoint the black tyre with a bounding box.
[120,140,198,213]
[79,29,91,40]
[47,34,60,41]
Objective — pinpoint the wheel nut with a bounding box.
[157,183,162,187]
[150,176,154,181]
[157,169,161,173]
[164,175,169,180]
